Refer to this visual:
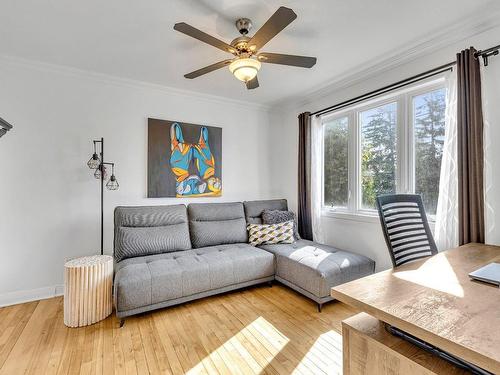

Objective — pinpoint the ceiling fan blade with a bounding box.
[257,53,317,68]
[174,22,237,54]
[246,76,259,90]
[247,7,297,52]
[184,59,233,79]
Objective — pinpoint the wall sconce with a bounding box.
[0,117,13,138]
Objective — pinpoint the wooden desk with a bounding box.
[342,313,469,375]
[332,243,500,374]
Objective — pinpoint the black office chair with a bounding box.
[376,194,437,268]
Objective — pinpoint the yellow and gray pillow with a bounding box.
[247,220,295,246]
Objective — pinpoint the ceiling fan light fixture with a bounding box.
[229,58,261,82]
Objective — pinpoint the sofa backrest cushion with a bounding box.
[114,205,191,262]
[243,199,288,224]
[188,202,248,248]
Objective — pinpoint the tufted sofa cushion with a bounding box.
[258,239,375,298]
[188,202,248,248]
[114,243,274,313]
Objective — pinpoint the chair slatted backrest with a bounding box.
[376,194,438,268]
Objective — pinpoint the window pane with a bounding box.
[413,88,446,216]
[323,116,349,207]
[360,102,398,209]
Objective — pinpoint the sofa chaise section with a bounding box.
[258,239,375,308]
[243,200,376,311]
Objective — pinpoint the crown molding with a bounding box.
[0,55,273,112]
[272,6,500,110]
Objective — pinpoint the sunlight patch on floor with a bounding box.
[292,329,343,375]
[187,316,290,374]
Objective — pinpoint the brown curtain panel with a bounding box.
[297,112,313,240]
[457,47,485,245]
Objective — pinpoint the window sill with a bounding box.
[321,209,380,224]
[321,208,437,227]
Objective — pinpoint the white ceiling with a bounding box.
[1,0,499,105]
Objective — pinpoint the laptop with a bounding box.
[469,263,500,286]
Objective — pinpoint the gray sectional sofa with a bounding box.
[113,199,375,323]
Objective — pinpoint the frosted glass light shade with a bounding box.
[229,58,261,82]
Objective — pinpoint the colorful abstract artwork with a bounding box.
[148,118,222,198]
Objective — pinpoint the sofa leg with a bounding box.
[267,280,273,288]
[317,303,322,313]
[119,318,125,328]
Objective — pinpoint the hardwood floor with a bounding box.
[0,284,357,375]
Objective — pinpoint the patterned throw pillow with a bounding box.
[247,220,295,246]
[262,210,301,240]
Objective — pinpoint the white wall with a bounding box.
[269,26,500,271]
[2,27,499,306]
[0,58,275,305]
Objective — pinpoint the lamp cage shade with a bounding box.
[94,165,108,180]
[106,175,119,190]
[87,153,100,169]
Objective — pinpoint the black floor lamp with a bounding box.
[87,138,119,255]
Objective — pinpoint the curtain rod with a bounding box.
[311,62,454,117]
[475,43,500,66]
[311,43,500,118]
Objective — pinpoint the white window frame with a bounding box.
[321,77,446,223]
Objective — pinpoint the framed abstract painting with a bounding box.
[148,118,222,198]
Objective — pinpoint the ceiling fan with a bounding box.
[174,6,317,90]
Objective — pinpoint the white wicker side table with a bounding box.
[64,255,113,328]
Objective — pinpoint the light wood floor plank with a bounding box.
[219,292,308,374]
[199,301,256,375]
[203,299,280,375]
[181,302,233,375]
[111,315,126,375]
[0,301,39,369]
[189,301,247,375]
[0,284,356,375]
[127,316,152,375]
[248,289,342,354]
[225,292,318,375]
[150,312,185,375]
[0,299,59,374]
[207,297,277,375]
[251,287,345,370]
[204,301,268,374]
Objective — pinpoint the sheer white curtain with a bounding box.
[481,61,500,245]
[434,71,459,251]
[310,114,325,243]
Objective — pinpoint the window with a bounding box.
[360,102,398,209]
[412,89,446,216]
[323,116,349,208]
[322,80,446,220]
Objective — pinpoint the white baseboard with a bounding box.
[0,285,64,308]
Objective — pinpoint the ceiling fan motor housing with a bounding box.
[235,18,252,35]
[230,36,251,53]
